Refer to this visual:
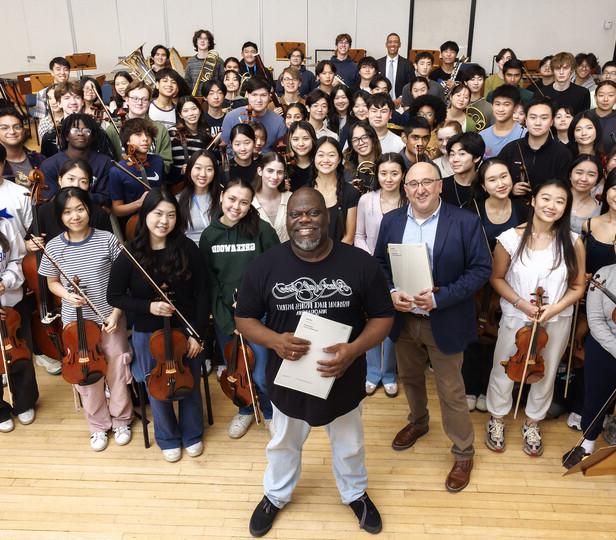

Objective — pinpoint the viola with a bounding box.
[22,168,64,360]
[61,277,107,386]
[220,333,261,424]
[501,287,548,385]
[147,288,194,401]
[0,306,32,374]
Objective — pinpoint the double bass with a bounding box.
[22,168,64,361]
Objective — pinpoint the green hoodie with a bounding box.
[199,216,280,335]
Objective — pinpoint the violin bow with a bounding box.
[117,244,202,342]
[110,160,151,190]
[0,288,14,407]
[90,84,121,138]
[44,91,61,145]
[522,63,545,97]
[30,238,107,326]
[239,332,261,425]
[563,300,581,399]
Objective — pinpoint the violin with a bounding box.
[119,144,151,241]
[588,273,616,322]
[61,276,107,386]
[22,169,64,361]
[501,287,548,385]
[220,333,261,424]
[147,287,194,401]
[0,305,32,407]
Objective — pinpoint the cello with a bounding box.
[22,168,64,361]
[147,287,194,401]
[0,303,32,407]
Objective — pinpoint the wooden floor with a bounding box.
[1,365,616,540]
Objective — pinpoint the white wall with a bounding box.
[0,0,614,79]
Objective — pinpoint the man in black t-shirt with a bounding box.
[236,188,394,537]
[537,52,590,115]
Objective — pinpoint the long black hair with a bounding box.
[567,111,603,156]
[177,150,222,228]
[473,158,513,201]
[174,96,212,146]
[374,152,406,202]
[513,178,578,285]
[130,188,190,282]
[601,169,616,214]
[220,177,261,238]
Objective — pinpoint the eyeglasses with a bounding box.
[351,134,370,145]
[418,111,435,118]
[69,127,92,136]
[281,77,298,83]
[405,178,438,189]
[0,124,24,132]
[128,96,150,104]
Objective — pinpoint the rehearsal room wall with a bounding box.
[1,0,615,78]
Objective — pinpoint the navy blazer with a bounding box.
[374,201,492,355]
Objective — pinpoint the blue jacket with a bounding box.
[374,201,492,354]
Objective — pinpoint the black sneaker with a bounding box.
[349,492,382,534]
[249,496,280,537]
[562,446,590,469]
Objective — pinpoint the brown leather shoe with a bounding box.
[445,459,473,493]
[391,423,429,451]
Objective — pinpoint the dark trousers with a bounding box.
[462,341,494,397]
[582,334,616,441]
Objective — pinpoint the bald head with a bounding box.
[286,187,330,254]
[406,161,442,181]
[288,187,327,213]
[404,161,443,219]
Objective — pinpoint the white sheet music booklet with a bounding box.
[274,312,352,399]
[387,243,434,296]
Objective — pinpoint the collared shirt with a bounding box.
[386,55,399,99]
[402,200,441,314]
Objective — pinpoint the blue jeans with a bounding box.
[215,325,272,420]
[131,330,204,450]
[366,337,396,385]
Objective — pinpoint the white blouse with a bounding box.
[497,227,578,322]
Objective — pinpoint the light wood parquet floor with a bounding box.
[1,364,616,540]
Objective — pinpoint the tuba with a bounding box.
[192,50,220,96]
[119,44,156,89]
[466,105,486,131]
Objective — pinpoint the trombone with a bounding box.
[191,50,220,96]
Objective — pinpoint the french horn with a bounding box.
[466,105,486,131]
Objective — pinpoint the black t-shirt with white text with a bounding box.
[235,241,394,426]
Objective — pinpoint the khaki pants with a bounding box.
[395,314,475,460]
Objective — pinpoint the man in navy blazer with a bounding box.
[374,161,491,492]
[377,33,415,102]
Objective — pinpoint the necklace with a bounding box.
[453,179,470,209]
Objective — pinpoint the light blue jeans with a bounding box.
[264,403,367,507]
[366,337,396,385]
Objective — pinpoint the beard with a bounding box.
[292,235,323,251]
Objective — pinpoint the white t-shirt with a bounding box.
[497,227,578,323]
[379,130,405,154]
[148,102,177,131]
[0,178,32,238]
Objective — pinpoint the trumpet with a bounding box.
[119,43,156,89]
[466,105,486,131]
[192,50,220,96]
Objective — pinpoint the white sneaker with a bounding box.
[567,412,582,431]
[162,448,182,462]
[383,382,398,397]
[365,381,377,395]
[228,413,254,439]
[204,359,212,375]
[186,441,203,457]
[475,394,487,412]
[0,418,14,433]
[216,365,226,381]
[466,395,477,412]
[34,354,62,375]
[264,419,275,438]
[17,408,35,425]
[113,425,132,446]
[90,431,108,452]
